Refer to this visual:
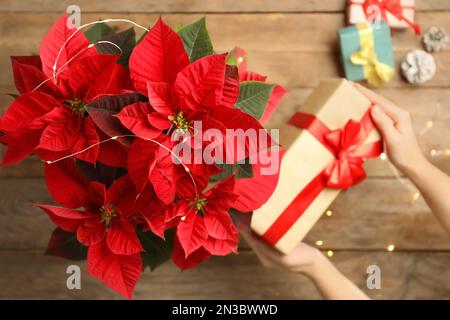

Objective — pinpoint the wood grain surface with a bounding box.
[1,0,450,13]
[0,178,447,251]
[1,250,449,299]
[1,12,450,86]
[0,0,449,299]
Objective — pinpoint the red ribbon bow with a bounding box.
[323,119,369,189]
[363,0,403,17]
[261,107,382,246]
[355,0,420,34]
[287,107,382,190]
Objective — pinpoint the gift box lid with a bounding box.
[338,21,395,82]
[347,0,417,30]
[252,78,381,254]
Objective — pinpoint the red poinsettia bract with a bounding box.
[0,14,132,166]
[117,18,272,205]
[168,177,240,270]
[37,160,147,299]
[118,18,264,142]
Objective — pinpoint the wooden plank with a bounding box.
[0,250,449,299]
[0,157,43,178]
[0,179,55,250]
[0,178,447,250]
[2,48,450,89]
[0,11,449,86]
[0,11,446,56]
[3,86,449,178]
[314,178,449,251]
[0,156,44,178]
[1,0,450,13]
[244,51,450,88]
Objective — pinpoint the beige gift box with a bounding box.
[251,78,381,254]
[348,0,416,29]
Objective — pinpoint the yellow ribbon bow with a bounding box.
[350,24,395,87]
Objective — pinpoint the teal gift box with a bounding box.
[338,22,395,86]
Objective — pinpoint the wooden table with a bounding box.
[0,0,450,299]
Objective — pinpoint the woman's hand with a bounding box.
[241,229,370,299]
[241,228,322,275]
[354,83,428,178]
[355,83,450,236]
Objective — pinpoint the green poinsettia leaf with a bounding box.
[85,92,147,146]
[228,208,252,228]
[235,162,254,178]
[226,53,237,66]
[96,28,136,67]
[136,30,148,45]
[45,228,87,261]
[226,47,247,66]
[75,159,124,188]
[210,163,236,182]
[173,24,185,32]
[139,229,175,271]
[85,92,146,114]
[234,81,275,120]
[210,159,254,182]
[6,93,19,99]
[177,17,214,62]
[84,22,114,43]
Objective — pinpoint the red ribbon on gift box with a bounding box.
[262,105,383,246]
[350,0,421,34]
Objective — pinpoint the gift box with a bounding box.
[251,79,382,254]
[338,22,395,86]
[347,0,420,34]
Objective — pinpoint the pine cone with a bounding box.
[423,27,449,53]
[401,50,436,85]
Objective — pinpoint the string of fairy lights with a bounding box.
[315,102,447,256]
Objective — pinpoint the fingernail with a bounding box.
[371,106,380,115]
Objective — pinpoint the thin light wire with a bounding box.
[55,41,123,82]
[32,78,52,92]
[53,19,149,81]
[43,134,199,196]
[419,104,440,136]
[32,40,124,92]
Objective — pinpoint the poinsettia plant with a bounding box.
[0,14,286,299]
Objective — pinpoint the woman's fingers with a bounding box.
[353,83,404,123]
[242,230,277,257]
[241,228,283,264]
[371,106,399,141]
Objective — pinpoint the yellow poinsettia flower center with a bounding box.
[100,204,117,229]
[191,195,207,216]
[168,111,190,131]
[65,98,87,117]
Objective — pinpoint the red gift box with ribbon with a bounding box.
[348,0,420,34]
[251,78,382,254]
